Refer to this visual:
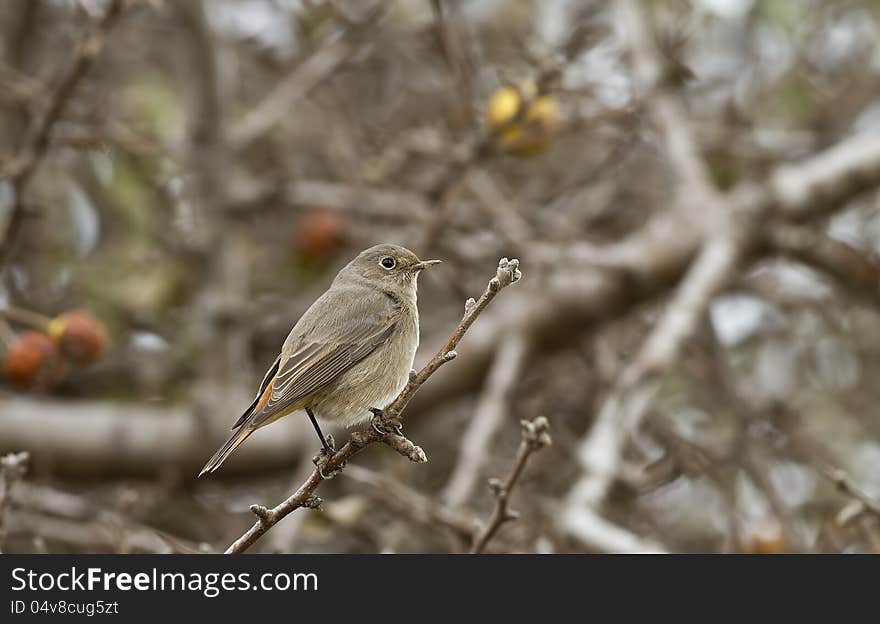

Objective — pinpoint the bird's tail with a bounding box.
[198,425,254,477]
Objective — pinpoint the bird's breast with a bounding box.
[311,306,419,427]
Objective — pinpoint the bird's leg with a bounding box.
[369,407,403,437]
[306,407,334,455]
[306,408,346,479]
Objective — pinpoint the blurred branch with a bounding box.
[225,258,522,554]
[0,0,129,265]
[560,0,759,549]
[229,9,384,150]
[470,416,551,554]
[6,509,204,554]
[0,396,310,477]
[7,481,205,554]
[408,121,880,432]
[344,465,479,540]
[559,507,667,554]
[466,168,534,252]
[442,332,530,507]
[285,180,430,220]
[0,451,29,553]
[765,224,880,306]
[0,305,52,331]
[771,133,880,221]
[822,466,880,520]
[429,0,476,123]
[618,0,714,201]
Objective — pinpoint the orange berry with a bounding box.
[47,310,108,365]
[294,208,346,262]
[5,331,65,390]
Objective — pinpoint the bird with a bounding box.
[199,244,441,477]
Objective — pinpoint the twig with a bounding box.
[470,417,551,554]
[225,257,522,554]
[0,0,129,265]
[0,451,29,553]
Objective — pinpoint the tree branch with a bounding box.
[344,465,479,540]
[470,416,551,554]
[225,257,522,554]
[765,223,880,307]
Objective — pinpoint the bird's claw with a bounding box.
[312,450,346,480]
[369,407,403,437]
[312,435,345,479]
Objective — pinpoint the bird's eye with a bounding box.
[380,256,396,269]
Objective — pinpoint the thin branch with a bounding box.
[0,451,29,554]
[225,257,522,554]
[470,417,551,554]
[0,305,53,331]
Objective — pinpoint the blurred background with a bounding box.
[1,0,880,554]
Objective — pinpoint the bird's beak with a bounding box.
[412,259,442,271]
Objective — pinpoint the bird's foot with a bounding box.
[369,407,403,437]
[312,434,345,479]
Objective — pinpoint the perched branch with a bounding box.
[225,257,522,554]
[0,451,29,553]
[470,417,551,554]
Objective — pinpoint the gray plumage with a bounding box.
[199,244,439,476]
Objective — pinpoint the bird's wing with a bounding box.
[230,354,280,429]
[238,286,402,431]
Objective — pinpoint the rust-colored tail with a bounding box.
[198,425,254,477]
